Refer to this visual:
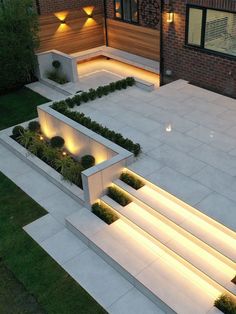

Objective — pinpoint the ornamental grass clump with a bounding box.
[92,202,119,225]
[120,172,144,190]
[214,294,236,314]
[107,186,131,206]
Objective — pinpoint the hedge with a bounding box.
[107,186,132,206]
[214,294,236,314]
[120,172,144,190]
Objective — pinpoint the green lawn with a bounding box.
[0,87,49,130]
[0,172,106,313]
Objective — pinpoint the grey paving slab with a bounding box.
[196,192,236,231]
[13,170,60,203]
[0,153,32,179]
[147,166,212,206]
[148,144,206,176]
[38,191,82,224]
[41,228,88,265]
[24,214,63,243]
[108,287,164,314]
[128,154,164,177]
[26,82,65,101]
[64,249,133,309]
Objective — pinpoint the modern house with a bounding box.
[35,0,236,97]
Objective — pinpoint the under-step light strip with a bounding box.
[128,202,235,278]
[115,219,222,299]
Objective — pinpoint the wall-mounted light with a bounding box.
[167,6,174,23]
[83,6,94,18]
[60,19,66,24]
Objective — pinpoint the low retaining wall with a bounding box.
[38,103,134,207]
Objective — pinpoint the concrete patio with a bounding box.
[75,79,236,232]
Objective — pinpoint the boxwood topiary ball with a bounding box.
[28,121,40,132]
[12,125,25,137]
[81,155,95,169]
[50,136,65,148]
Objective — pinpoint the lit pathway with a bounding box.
[0,142,164,314]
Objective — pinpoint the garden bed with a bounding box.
[92,202,119,225]
[11,121,96,190]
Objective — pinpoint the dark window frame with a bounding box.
[114,0,139,24]
[185,4,236,60]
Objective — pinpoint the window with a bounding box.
[114,0,138,23]
[186,6,236,57]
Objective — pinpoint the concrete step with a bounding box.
[101,193,236,297]
[116,170,236,263]
[66,208,219,314]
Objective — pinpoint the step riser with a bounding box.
[101,199,233,299]
[66,219,176,314]
[114,180,236,269]
[125,169,236,241]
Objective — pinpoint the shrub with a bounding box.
[80,92,89,103]
[120,172,144,190]
[50,136,65,149]
[121,79,128,89]
[73,94,81,106]
[96,86,104,98]
[28,139,45,158]
[50,106,141,156]
[109,82,116,92]
[28,121,40,132]
[115,80,122,90]
[92,202,119,225]
[51,101,68,113]
[81,155,95,169]
[126,77,135,86]
[214,294,236,314]
[52,60,61,69]
[88,88,96,100]
[65,97,75,108]
[107,186,131,206]
[12,125,25,138]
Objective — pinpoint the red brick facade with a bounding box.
[37,0,103,15]
[162,0,236,98]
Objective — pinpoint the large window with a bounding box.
[114,0,138,23]
[186,6,236,57]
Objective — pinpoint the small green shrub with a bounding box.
[28,139,45,158]
[126,77,135,86]
[115,80,122,90]
[107,186,131,206]
[51,101,68,113]
[92,202,119,225]
[120,172,144,190]
[96,86,104,98]
[50,136,65,149]
[80,92,89,103]
[12,125,25,138]
[81,155,95,169]
[88,88,97,100]
[109,82,116,92]
[42,146,59,166]
[65,97,75,108]
[28,121,40,132]
[52,60,61,69]
[214,294,236,314]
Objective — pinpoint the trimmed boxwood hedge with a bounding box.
[214,294,236,314]
[50,77,141,156]
[50,108,141,157]
[107,186,131,207]
[120,172,144,190]
[92,202,119,225]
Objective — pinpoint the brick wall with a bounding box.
[106,0,161,30]
[162,0,236,98]
[37,0,103,15]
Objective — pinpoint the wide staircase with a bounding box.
[66,169,236,314]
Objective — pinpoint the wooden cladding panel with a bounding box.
[107,19,160,61]
[37,9,105,54]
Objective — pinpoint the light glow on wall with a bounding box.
[83,6,95,17]
[54,11,70,32]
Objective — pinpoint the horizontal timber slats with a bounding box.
[107,19,160,61]
[37,8,105,54]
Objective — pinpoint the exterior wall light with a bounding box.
[83,6,94,18]
[60,19,66,24]
[167,6,174,23]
